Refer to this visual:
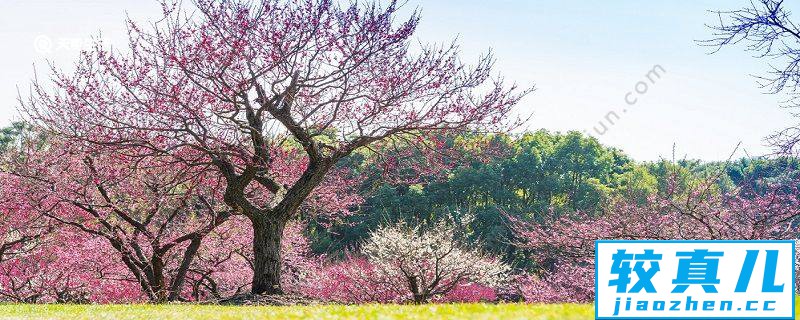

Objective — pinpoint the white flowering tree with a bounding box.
[362,223,510,303]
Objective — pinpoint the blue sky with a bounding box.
[0,0,796,161]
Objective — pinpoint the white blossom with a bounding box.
[362,222,510,303]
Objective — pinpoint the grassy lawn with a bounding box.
[0,303,594,320]
[1,299,799,320]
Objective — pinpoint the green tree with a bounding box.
[311,130,637,268]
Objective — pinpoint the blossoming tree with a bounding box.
[360,223,510,303]
[510,173,800,302]
[22,0,528,294]
[5,139,236,302]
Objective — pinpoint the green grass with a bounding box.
[0,303,593,320]
[1,298,799,320]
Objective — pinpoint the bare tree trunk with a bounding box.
[149,256,169,302]
[168,237,203,301]
[251,215,286,295]
[408,276,425,304]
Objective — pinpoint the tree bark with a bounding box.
[168,237,202,301]
[251,215,287,295]
[148,256,168,302]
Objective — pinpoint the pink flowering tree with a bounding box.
[0,174,50,267]
[0,173,56,302]
[187,216,325,300]
[0,166,142,302]
[22,0,528,294]
[510,174,800,302]
[4,139,236,302]
[301,255,399,303]
[0,229,143,303]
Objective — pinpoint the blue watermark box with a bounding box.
[595,240,795,320]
